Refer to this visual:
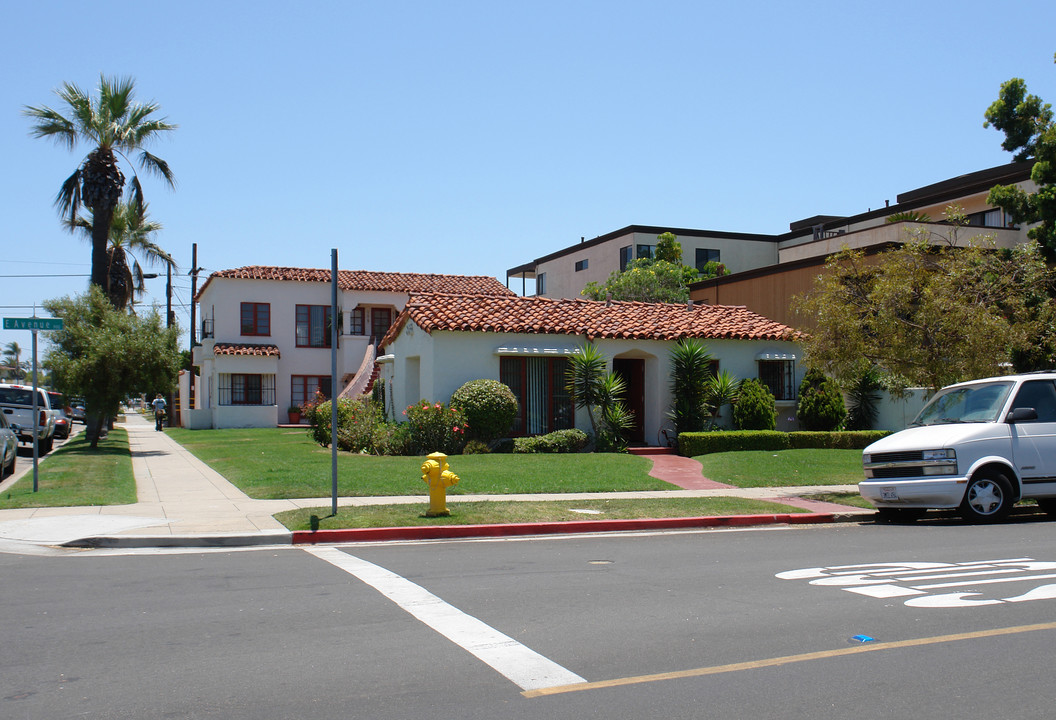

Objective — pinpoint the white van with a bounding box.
[860,373,1056,521]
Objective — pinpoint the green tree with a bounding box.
[668,339,714,434]
[795,367,846,431]
[654,232,683,264]
[984,56,1056,256]
[43,287,180,447]
[583,259,691,303]
[3,342,25,381]
[732,378,777,431]
[792,235,1056,395]
[67,198,175,310]
[23,75,176,302]
[566,343,634,449]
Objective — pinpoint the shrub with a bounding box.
[449,379,519,441]
[463,439,491,455]
[788,431,891,449]
[668,339,714,435]
[796,368,847,431]
[845,366,882,431]
[513,428,589,453]
[309,398,358,447]
[678,430,790,456]
[732,379,776,431]
[679,429,892,455]
[404,400,468,455]
[374,422,413,456]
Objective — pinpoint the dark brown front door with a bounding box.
[612,358,645,444]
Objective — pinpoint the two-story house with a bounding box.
[188,266,513,428]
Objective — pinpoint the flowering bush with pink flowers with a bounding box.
[404,400,468,455]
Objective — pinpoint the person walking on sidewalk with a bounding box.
[151,394,167,431]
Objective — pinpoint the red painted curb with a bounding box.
[292,512,837,544]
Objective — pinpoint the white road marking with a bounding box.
[778,558,1056,608]
[304,546,587,692]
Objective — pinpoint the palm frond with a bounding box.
[55,169,83,221]
[138,150,176,187]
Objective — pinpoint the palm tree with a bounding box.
[67,199,175,310]
[23,75,176,303]
[3,342,24,381]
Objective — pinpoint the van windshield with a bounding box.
[911,381,1014,426]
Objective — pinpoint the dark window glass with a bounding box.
[575,259,588,272]
[695,248,720,272]
[499,357,573,436]
[619,246,633,272]
[1011,380,1056,423]
[371,307,392,345]
[296,305,332,348]
[350,308,365,335]
[291,376,333,408]
[219,374,276,406]
[758,360,795,401]
[240,302,270,336]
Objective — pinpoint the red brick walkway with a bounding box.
[630,448,734,490]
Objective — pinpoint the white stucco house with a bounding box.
[187,266,513,428]
[376,293,806,443]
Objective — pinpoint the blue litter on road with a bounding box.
[851,635,876,643]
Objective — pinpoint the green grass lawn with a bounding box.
[806,491,874,509]
[274,496,810,531]
[0,428,137,509]
[695,449,863,488]
[165,427,672,498]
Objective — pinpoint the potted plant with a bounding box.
[287,405,302,424]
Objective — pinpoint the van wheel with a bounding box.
[960,471,1013,522]
[1037,498,1056,517]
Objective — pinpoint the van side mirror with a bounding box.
[1006,407,1039,423]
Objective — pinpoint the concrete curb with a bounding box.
[58,511,872,548]
[63,530,294,549]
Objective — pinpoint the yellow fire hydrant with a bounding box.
[421,452,460,517]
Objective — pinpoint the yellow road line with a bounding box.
[522,621,1056,698]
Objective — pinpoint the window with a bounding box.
[500,357,574,436]
[219,373,276,406]
[371,307,393,345]
[966,208,1012,228]
[291,375,332,409]
[240,302,270,336]
[758,360,795,401]
[636,244,655,261]
[350,307,365,336]
[695,248,720,272]
[619,245,633,272]
[574,259,588,272]
[1011,380,1056,423]
[296,305,332,348]
[536,273,547,296]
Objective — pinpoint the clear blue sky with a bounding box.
[3,0,1055,357]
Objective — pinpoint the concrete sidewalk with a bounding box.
[0,413,872,548]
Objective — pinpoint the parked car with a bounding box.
[0,383,57,453]
[860,372,1056,522]
[70,398,86,423]
[48,392,71,440]
[0,411,16,478]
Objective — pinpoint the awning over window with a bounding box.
[755,351,797,361]
[495,346,582,356]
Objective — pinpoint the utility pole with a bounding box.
[189,243,199,410]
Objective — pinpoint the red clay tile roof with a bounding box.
[196,266,514,299]
[213,342,281,357]
[380,294,802,346]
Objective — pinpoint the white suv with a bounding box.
[860,372,1056,522]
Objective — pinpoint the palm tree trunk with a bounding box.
[90,205,115,291]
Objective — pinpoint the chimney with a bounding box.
[605,292,612,307]
[687,299,694,311]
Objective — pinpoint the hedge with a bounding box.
[679,430,890,456]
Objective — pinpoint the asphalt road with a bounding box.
[3,518,1056,719]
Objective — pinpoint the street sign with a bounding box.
[3,317,64,331]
